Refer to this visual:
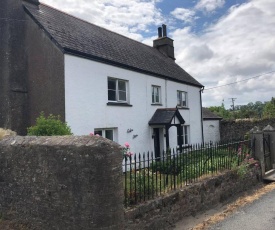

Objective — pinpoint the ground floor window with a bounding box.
[94,128,116,141]
[178,125,190,146]
[183,125,189,145]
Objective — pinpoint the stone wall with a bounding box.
[0,136,124,230]
[0,135,263,230]
[0,0,29,134]
[125,166,261,230]
[220,118,275,141]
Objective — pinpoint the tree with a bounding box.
[208,102,232,119]
[234,101,265,119]
[263,97,275,118]
[207,100,267,120]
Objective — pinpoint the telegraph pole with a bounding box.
[229,98,237,111]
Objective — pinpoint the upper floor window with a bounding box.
[177,91,187,107]
[108,78,128,102]
[152,85,161,104]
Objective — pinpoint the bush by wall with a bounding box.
[27,112,72,136]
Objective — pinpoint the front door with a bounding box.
[153,128,161,160]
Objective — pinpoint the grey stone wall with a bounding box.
[0,0,66,134]
[125,166,261,230]
[0,136,124,230]
[0,0,29,134]
[220,118,275,141]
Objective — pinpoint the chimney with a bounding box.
[153,24,175,60]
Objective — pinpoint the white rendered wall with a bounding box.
[64,54,203,154]
[203,120,221,143]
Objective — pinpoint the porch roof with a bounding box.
[148,108,185,126]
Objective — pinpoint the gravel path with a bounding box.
[209,188,275,230]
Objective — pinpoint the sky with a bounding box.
[40,0,275,109]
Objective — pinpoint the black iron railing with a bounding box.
[123,139,251,207]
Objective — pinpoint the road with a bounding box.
[209,188,275,230]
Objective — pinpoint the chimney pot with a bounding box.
[158,27,162,38]
[162,24,167,37]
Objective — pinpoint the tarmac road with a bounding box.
[208,188,275,230]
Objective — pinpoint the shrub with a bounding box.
[151,158,182,175]
[27,112,72,136]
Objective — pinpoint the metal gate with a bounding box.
[263,133,272,172]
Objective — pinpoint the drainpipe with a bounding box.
[165,78,168,108]
[200,87,204,143]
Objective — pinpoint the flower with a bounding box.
[124,142,130,148]
[89,132,94,136]
[122,142,134,159]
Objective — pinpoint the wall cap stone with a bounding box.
[263,124,275,132]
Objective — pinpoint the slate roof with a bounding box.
[149,108,185,125]
[202,108,223,120]
[23,2,203,88]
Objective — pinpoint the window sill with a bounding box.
[151,103,163,106]
[107,102,133,107]
[177,106,189,110]
[177,145,192,150]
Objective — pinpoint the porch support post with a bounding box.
[178,125,183,153]
[165,125,170,150]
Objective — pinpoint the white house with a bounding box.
[1,0,204,156]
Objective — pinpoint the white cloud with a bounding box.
[195,0,225,13]
[174,0,275,108]
[170,8,196,23]
[40,0,163,41]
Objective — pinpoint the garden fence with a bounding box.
[123,139,252,207]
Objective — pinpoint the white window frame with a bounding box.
[177,125,190,146]
[177,91,188,107]
[108,77,128,103]
[152,85,161,104]
[182,125,189,145]
[94,128,117,141]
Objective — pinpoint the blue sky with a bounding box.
[41,0,275,109]
[155,0,247,34]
